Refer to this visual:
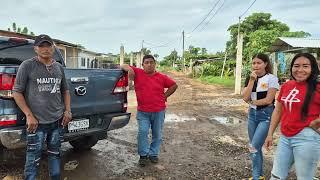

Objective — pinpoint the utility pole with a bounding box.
[141,40,144,49]
[182,31,185,72]
[135,53,141,68]
[220,50,228,78]
[120,44,124,65]
[173,48,176,68]
[130,52,133,66]
[235,17,243,94]
[189,53,193,74]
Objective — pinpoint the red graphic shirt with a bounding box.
[277,80,320,136]
[131,66,176,112]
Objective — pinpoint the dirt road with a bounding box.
[1,71,318,179]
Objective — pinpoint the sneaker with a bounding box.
[248,176,265,180]
[139,156,148,167]
[149,156,159,163]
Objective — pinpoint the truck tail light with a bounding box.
[0,114,17,126]
[113,74,128,94]
[0,74,16,98]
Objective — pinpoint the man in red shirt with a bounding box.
[121,55,178,166]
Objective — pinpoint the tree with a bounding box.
[141,48,151,55]
[12,23,17,32]
[201,48,207,55]
[22,27,28,34]
[161,50,179,67]
[188,45,201,55]
[8,22,35,36]
[226,12,310,62]
[153,54,159,59]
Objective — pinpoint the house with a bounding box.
[0,30,85,68]
[78,49,100,68]
[268,37,320,76]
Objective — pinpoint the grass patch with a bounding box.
[197,76,235,88]
[158,65,178,72]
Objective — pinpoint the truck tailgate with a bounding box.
[65,68,126,117]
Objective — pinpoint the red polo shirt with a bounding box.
[131,66,176,112]
[277,80,320,137]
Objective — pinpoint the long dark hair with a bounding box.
[252,53,273,74]
[290,53,320,120]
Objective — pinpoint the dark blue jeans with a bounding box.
[247,105,274,180]
[24,121,64,180]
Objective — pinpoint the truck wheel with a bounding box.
[69,136,98,151]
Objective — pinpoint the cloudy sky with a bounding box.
[1,0,319,59]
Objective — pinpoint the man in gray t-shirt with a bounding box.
[13,34,72,180]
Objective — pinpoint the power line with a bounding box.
[239,0,257,18]
[190,0,221,33]
[199,0,226,32]
[143,41,158,47]
[144,35,181,50]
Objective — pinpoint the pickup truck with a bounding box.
[0,36,131,155]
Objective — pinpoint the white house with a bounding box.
[78,49,100,69]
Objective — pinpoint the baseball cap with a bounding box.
[34,34,54,46]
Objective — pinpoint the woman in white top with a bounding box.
[242,53,279,180]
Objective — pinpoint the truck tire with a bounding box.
[69,136,98,151]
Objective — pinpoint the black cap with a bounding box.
[34,34,54,46]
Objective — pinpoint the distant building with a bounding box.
[78,49,100,69]
[268,37,320,76]
[0,30,104,69]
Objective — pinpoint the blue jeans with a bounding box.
[24,120,64,180]
[137,110,165,157]
[271,127,320,180]
[248,106,274,179]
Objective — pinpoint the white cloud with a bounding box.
[1,0,319,59]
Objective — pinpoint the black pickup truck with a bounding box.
[0,36,131,154]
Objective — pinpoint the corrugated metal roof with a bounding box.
[269,37,320,52]
[279,37,320,48]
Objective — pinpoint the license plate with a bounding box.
[68,119,90,132]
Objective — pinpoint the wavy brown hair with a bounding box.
[252,53,272,74]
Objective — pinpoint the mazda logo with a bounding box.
[75,86,87,96]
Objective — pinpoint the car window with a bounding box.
[0,41,63,65]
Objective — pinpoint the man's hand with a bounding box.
[120,64,135,80]
[264,135,273,151]
[26,114,38,133]
[309,117,320,133]
[62,111,72,128]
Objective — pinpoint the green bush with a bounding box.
[195,60,236,77]
[197,76,235,88]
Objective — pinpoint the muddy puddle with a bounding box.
[210,116,243,125]
[165,114,196,123]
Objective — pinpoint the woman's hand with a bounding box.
[309,116,320,133]
[250,71,257,81]
[264,135,273,151]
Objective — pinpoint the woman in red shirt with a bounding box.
[265,53,320,179]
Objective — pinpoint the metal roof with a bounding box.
[269,37,320,52]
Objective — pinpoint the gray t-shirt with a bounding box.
[13,57,69,124]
